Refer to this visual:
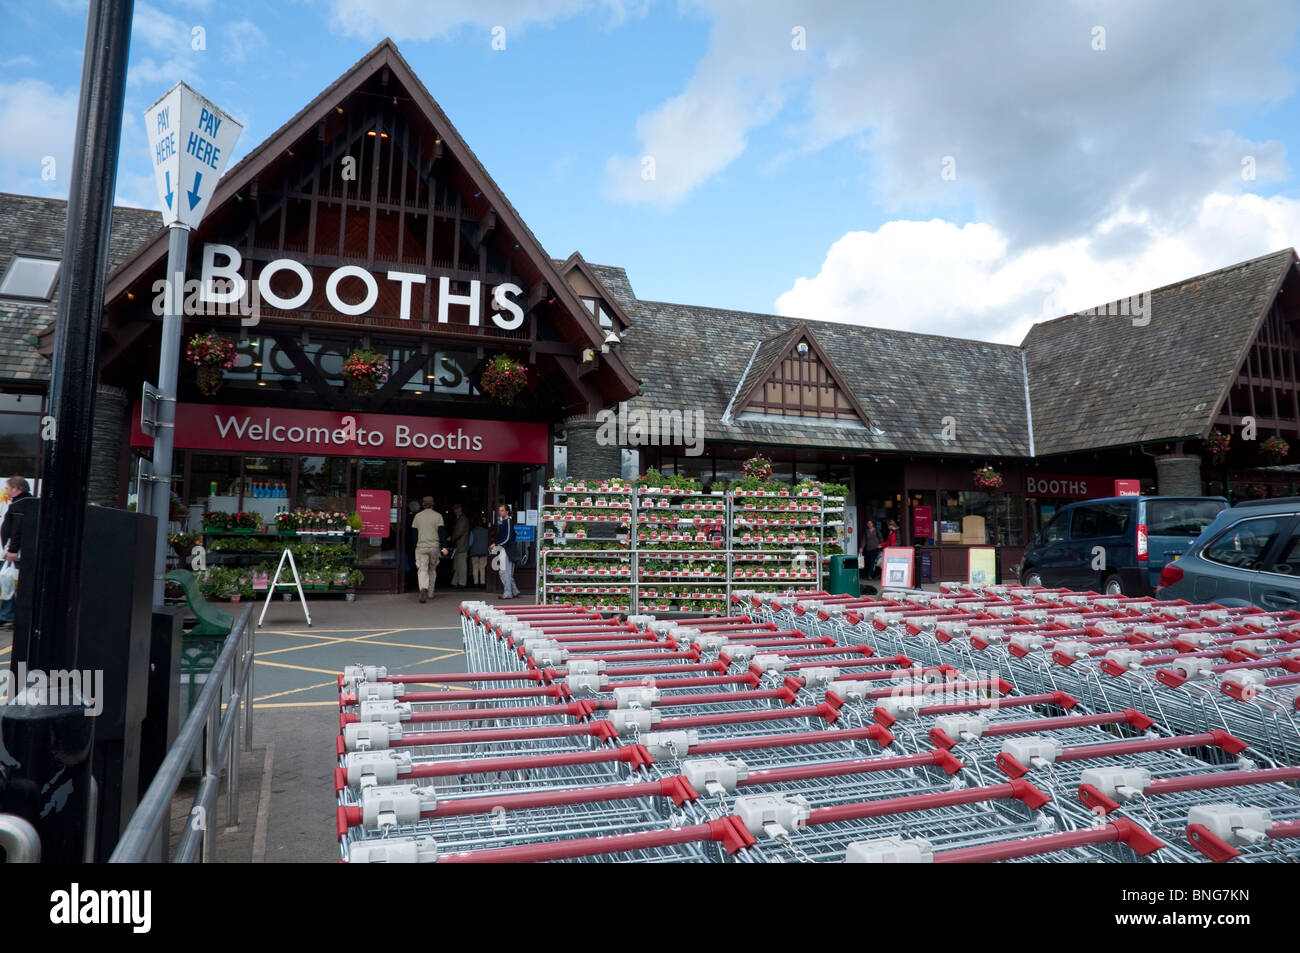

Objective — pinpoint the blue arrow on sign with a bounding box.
[164,171,173,209]
[186,171,203,210]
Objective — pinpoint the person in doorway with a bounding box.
[411,496,447,602]
[884,520,899,548]
[492,503,520,599]
[449,502,470,589]
[859,519,882,580]
[468,514,489,589]
[0,476,35,628]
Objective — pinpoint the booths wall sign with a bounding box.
[164,243,528,329]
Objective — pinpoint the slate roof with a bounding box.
[1023,249,1297,456]
[610,295,1031,457]
[728,325,804,419]
[0,193,160,383]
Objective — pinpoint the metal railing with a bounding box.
[110,604,256,862]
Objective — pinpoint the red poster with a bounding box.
[913,505,933,539]
[357,489,391,537]
[130,403,548,463]
[1113,479,1141,497]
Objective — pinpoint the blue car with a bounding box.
[1156,497,1300,609]
[1019,495,1227,597]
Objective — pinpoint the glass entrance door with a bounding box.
[355,457,400,592]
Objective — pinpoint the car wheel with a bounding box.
[1021,569,1042,588]
[1103,574,1125,597]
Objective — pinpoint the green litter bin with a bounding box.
[826,553,861,596]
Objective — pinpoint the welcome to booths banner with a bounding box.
[130,403,548,463]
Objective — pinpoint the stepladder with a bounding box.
[259,546,312,627]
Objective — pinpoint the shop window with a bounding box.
[190,455,242,508]
[0,407,41,477]
[297,456,350,511]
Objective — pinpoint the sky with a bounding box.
[2,0,1300,345]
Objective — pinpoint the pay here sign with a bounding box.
[144,82,243,229]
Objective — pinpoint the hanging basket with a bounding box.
[196,365,224,397]
[352,376,376,397]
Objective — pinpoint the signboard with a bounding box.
[968,547,997,585]
[881,547,914,588]
[919,551,932,582]
[515,524,535,542]
[130,404,549,464]
[356,489,391,538]
[1026,473,1141,500]
[913,505,933,540]
[145,83,244,229]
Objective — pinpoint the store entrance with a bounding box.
[400,460,492,593]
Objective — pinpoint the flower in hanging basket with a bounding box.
[1206,429,1231,464]
[186,332,237,397]
[974,466,1004,490]
[743,454,774,481]
[343,348,390,396]
[480,354,529,404]
[1260,436,1290,462]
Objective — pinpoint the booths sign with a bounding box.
[1026,474,1142,499]
[130,404,548,463]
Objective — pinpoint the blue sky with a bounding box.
[3,0,1300,344]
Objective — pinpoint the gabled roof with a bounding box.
[613,292,1031,457]
[101,38,638,402]
[0,193,159,383]
[727,322,874,429]
[555,251,635,332]
[1022,248,1297,456]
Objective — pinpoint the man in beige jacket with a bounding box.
[411,496,447,602]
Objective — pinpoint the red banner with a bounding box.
[913,505,933,540]
[1025,473,1140,500]
[131,403,548,463]
[1113,479,1141,497]
[356,489,391,537]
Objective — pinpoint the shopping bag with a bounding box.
[0,559,17,601]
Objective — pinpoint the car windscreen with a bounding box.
[1146,500,1226,537]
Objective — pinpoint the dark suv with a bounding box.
[1156,497,1300,609]
[1019,495,1227,596]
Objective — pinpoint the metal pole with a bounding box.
[24,0,134,672]
[148,224,190,605]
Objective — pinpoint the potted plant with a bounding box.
[230,511,261,533]
[346,513,362,534]
[480,354,529,405]
[743,454,773,482]
[974,466,1004,490]
[1206,430,1231,464]
[275,511,298,535]
[201,510,231,531]
[1260,436,1290,464]
[342,348,391,396]
[186,331,237,397]
[168,532,200,558]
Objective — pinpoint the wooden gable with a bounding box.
[736,323,872,426]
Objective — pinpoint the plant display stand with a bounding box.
[538,479,845,615]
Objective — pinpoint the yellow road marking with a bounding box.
[254,679,339,702]
[254,658,342,676]
[253,701,341,708]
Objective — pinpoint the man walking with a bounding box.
[411,496,446,602]
[468,514,489,589]
[0,476,35,628]
[492,503,520,599]
[859,519,882,582]
[449,502,470,589]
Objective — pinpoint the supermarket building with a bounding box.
[2,39,1300,590]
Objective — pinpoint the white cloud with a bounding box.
[223,20,270,64]
[0,78,79,196]
[327,0,649,41]
[775,192,1300,345]
[604,0,1297,249]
